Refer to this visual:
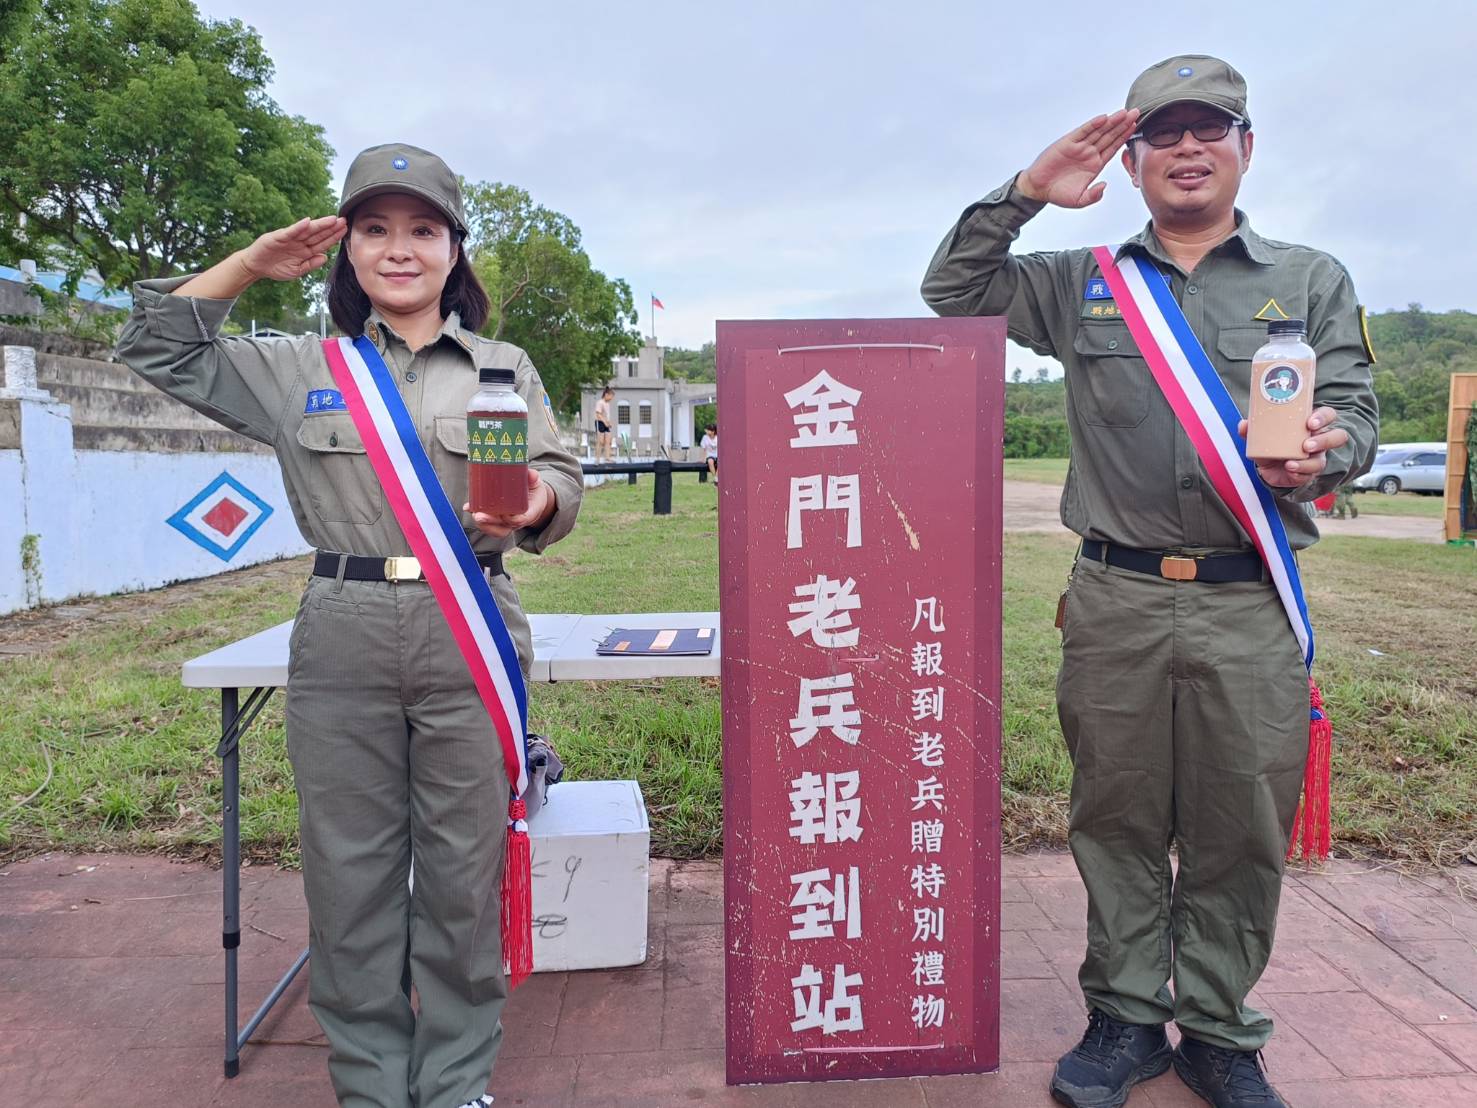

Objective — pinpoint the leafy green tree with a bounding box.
[664,343,716,383]
[694,402,716,436]
[0,0,335,321]
[1366,306,1477,444]
[1004,415,1071,458]
[462,180,639,412]
[1372,369,1406,421]
[0,0,40,57]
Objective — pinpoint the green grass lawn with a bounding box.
[998,458,1446,524]
[1345,490,1445,517]
[1002,457,1071,485]
[2,473,1472,866]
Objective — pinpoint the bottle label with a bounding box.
[467,415,528,464]
[1257,363,1305,405]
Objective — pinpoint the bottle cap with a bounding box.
[478,367,516,384]
[1266,318,1306,336]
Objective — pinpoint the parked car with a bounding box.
[1351,448,1448,495]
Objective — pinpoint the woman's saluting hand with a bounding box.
[175,215,347,301]
[240,216,348,282]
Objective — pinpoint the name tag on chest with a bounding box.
[305,389,347,413]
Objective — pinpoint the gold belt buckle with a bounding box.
[384,556,422,582]
[1160,555,1198,581]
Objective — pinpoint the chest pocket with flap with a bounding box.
[1070,323,1149,429]
[295,413,383,525]
[1214,325,1269,414]
[432,416,471,512]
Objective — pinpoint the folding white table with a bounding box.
[180,610,719,1077]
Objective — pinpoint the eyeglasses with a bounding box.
[1130,116,1244,149]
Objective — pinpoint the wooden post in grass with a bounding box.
[653,457,672,515]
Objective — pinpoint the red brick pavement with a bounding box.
[2,852,1474,1107]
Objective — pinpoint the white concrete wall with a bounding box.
[67,450,307,600]
[0,450,28,613]
[1,391,308,614]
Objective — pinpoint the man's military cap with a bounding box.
[338,143,468,237]
[1125,55,1250,126]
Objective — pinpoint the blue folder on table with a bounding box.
[595,627,715,656]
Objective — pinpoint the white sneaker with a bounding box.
[455,1097,493,1108]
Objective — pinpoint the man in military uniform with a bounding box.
[922,56,1377,1108]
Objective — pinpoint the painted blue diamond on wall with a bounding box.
[166,471,274,561]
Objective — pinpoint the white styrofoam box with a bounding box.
[528,779,651,972]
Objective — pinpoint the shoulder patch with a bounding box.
[542,390,559,434]
[1253,298,1290,322]
[1358,305,1377,364]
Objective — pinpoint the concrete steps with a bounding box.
[3,334,280,454]
[19,353,270,455]
[42,381,225,431]
[36,352,155,394]
[71,424,266,454]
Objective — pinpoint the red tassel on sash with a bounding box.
[1287,678,1333,863]
[501,797,534,988]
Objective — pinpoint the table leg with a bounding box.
[215,684,287,1078]
[222,687,241,1078]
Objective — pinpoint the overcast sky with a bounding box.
[196,0,1474,373]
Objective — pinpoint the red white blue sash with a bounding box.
[1089,247,1314,670]
[320,336,530,796]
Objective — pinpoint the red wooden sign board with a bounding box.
[718,318,1005,1085]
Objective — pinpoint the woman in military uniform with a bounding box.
[116,143,583,1108]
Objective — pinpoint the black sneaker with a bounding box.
[1050,1008,1172,1108]
[1173,1037,1287,1107]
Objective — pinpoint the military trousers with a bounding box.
[1055,551,1308,1050]
[285,573,517,1108]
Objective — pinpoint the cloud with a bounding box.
[198,0,1475,351]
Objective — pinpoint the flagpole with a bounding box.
[651,293,657,345]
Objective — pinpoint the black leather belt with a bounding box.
[1080,540,1264,583]
[313,550,504,583]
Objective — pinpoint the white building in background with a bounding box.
[578,337,715,457]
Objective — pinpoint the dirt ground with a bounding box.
[0,481,1442,654]
[1002,479,1445,542]
[0,554,313,656]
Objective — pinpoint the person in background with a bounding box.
[594,385,614,460]
[700,423,718,483]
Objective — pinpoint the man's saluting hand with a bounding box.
[1016,109,1140,208]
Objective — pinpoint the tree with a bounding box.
[664,343,716,383]
[462,181,639,412]
[0,0,40,58]
[0,0,335,321]
[1366,306,1477,444]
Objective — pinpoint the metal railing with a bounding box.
[580,458,711,514]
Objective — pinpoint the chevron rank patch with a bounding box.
[1253,297,1291,322]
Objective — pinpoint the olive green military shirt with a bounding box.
[116,275,583,562]
[921,175,1379,552]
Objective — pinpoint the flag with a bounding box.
[651,295,665,310]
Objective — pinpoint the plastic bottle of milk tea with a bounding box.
[1245,319,1316,462]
